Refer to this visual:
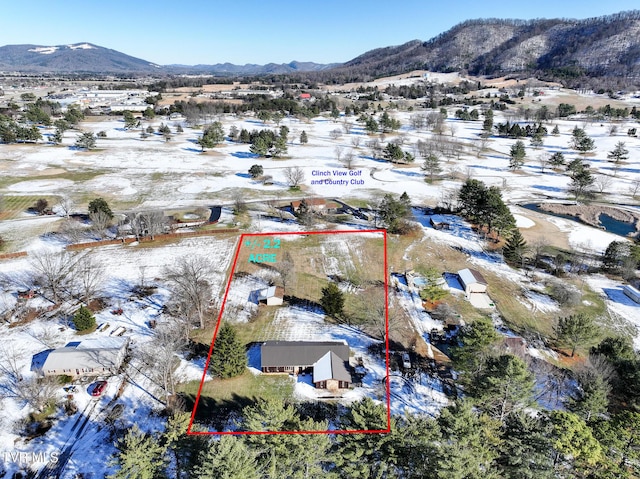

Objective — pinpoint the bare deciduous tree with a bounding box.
[350,136,361,149]
[538,153,550,174]
[127,210,167,240]
[365,138,382,159]
[334,146,344,164]
[140,321,187,400]
[342,120,354,135]
[29,250,79,304]
[164,256,216,331]
[0,374,58,413]
[266,198,285,222]
[284,166,305,188]
[231,190,247,214]
[58,218,86,243]
[73,251,105,303]
[90,210,112,237]
[594,175,613,194]
[342,150,356,170]
[58,195,74,218]
[276,251,295,293]
[330,128,342,140]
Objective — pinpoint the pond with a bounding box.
[599,213,637,237]
[520,203,637,238]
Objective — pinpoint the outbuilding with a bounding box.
[257,286,285,306]
[457,268,488,296]
[623,284,640,304]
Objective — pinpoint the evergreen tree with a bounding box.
[418,267,449,304]
[88,197,113,219]
[51,129,63,145]
[549,151,565,167]
[249,135,269,156]
[248,164,263,179]
[123,110,139,130]
[210,322,246,379]
[482,109,494,135]
[434,400,501,479]
[552,124,560,135]
[503,229,528,266]
[592,411,640,476]
[107,425,166,479]
[509,140,527,169]
[549,411,603,472]
[242,399,332,478]
[270,134,288,157]
[198,122,224,150]
[320,282,344,318]
[299,130,308,144]
[73,306,96,332]
[421,152,442,182]
[555,313,600,357]
[379,192,412,234]
[335,398,399,479]
[498,412,555,479]
[570,127,595,153]
[365,117,379,134]
[568,166,594,201]
[451,317,500,375]
[193,436,259,479]
[602,240,632,273]
[529,133,544,149]
[568,367,610,421]
[162,412,201,479]
[295,198,314,225]
[607,141,629,164]
[74,131,96,150]
[470,354,535,421]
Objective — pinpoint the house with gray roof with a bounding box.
[260,340,351,390]
[38,337,129,378]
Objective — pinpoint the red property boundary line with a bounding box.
[187,228,391,436]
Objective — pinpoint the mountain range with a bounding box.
[1,10,639,79]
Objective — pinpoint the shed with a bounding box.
[39,337,129,378]
[257,286,285,306]
[623,285,640,304]
[457,268,488,296]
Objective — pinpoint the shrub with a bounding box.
[73,306,96,332]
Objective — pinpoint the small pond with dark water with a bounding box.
[520,203,637,238]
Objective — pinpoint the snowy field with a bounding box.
[0,235,237,477]
[1,100,640,218]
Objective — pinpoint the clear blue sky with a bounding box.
[1,1,638,65]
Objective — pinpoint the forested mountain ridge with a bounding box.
[331,11,640,80]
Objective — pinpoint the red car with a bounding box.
[91,380,108,397]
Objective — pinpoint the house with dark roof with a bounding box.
[260,340,351,390]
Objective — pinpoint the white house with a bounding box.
[39,337,129,378]
[457,268,488,296]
